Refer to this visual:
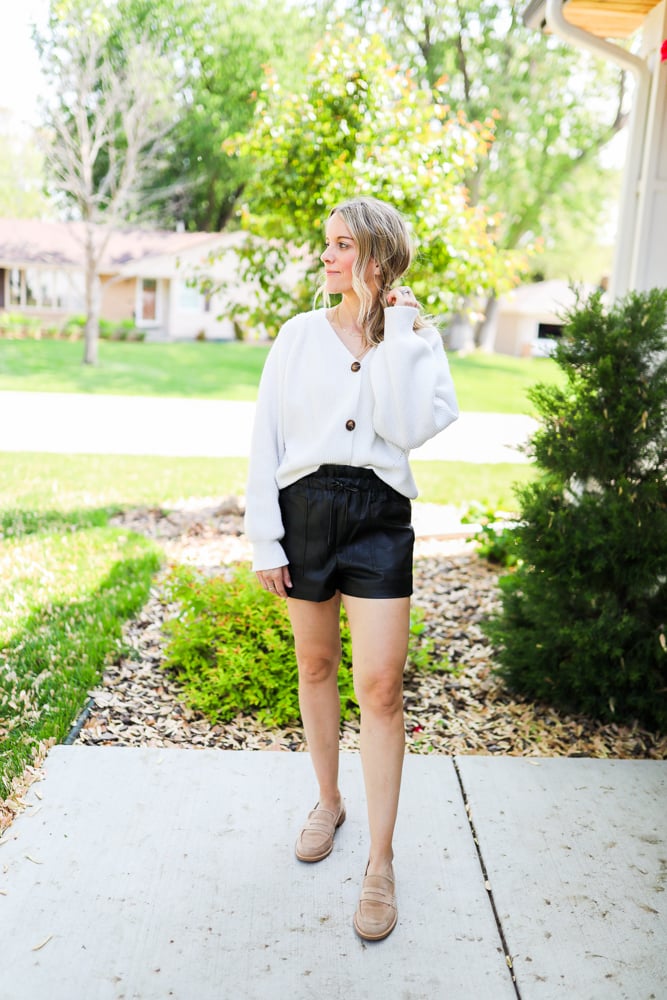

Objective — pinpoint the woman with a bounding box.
[244,196,458,941]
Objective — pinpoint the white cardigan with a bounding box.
[244,305,459,571]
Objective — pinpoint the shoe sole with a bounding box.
[353,910,398,942]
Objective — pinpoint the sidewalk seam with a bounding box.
[453,755,522,1000]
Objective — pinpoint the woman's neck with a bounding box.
[335,297,365,337]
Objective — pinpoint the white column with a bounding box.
[631,1,667,292]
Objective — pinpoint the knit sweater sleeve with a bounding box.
[243,330,289,571]
[370,306,459,449]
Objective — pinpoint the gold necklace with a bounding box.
[334,304,372,360]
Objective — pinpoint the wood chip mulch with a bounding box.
[72,499,666,760]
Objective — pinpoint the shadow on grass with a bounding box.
[0,541,161,799]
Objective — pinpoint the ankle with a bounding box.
[366,852,394,878]
[318,792,343,814]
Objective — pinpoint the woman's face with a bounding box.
[321,213,378,298]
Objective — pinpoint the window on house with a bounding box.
[9,269,22,307]
[8,268,70,309]
[25,269,39,307]
[5,267,85,312]
[40,270,69,309]
[178,279,203,311]
[538,323,563,340]
[140,278,158,322]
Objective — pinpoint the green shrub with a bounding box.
[44,317,144,342]
[62,315,86,339]
[162,564,446,727]
[485,289,667,730]
[0,314,79,340]
[0,313,42,338]
[463,502,521,567]
[98,318,139,340]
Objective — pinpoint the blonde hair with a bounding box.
[318,196,427,346]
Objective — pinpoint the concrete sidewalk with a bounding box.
[0,390,536,463]
[1,748,665,1000]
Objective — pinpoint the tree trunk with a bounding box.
[447,310,475,352]
[83,227,100,365]
[474,293,499,352]
[215,183,246,233]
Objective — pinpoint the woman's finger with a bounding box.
[387,285,418,307]
[256,567,291,598]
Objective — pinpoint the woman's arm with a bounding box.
[243,334,290,572]
[370,306,459,450]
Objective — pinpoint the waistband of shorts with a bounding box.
[300,464,381,489]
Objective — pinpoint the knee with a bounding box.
[355,670,404,715]
[297,650,340,685]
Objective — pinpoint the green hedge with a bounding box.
[0,313,145,341]
[486,289,667,730]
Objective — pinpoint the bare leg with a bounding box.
[342,595,410,878]
[287,593,344,813]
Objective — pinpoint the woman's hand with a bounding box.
[386,285,419,308]
[256,565,293,598]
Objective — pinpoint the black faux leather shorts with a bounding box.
[278,464,414,602]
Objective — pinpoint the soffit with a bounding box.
[524,0,662,38]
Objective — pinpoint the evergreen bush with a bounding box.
[486,289,667,730]
[162,564,446,727]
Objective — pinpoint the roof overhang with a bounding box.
[524,0,663,38]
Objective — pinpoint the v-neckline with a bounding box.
[323,309,374,363]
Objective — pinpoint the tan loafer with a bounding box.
[353,865,398,941]
[295,801,346,862]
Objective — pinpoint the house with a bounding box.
[493,279,596,356]
[523,0,667,297]
[0,219,252,340]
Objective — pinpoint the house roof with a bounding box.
[524,0,663,38]
[117,230,247,280]
[0,219,224,272]
[498,279,597,318]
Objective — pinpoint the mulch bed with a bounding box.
[73,501,667,760]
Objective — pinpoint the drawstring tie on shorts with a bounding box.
[327,478,359,546]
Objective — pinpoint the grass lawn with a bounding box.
[412,460,535,508]
[0,527,160,800]
[0,340,266,402]
[0,452,534,519]
[0,338,563,413]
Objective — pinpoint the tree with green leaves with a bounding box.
[107,0,326,232]
[36,0,180,363]
[221,26,526,336]
[338,1,627,339]
[486,289,667,730]
[0,113,51,219]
